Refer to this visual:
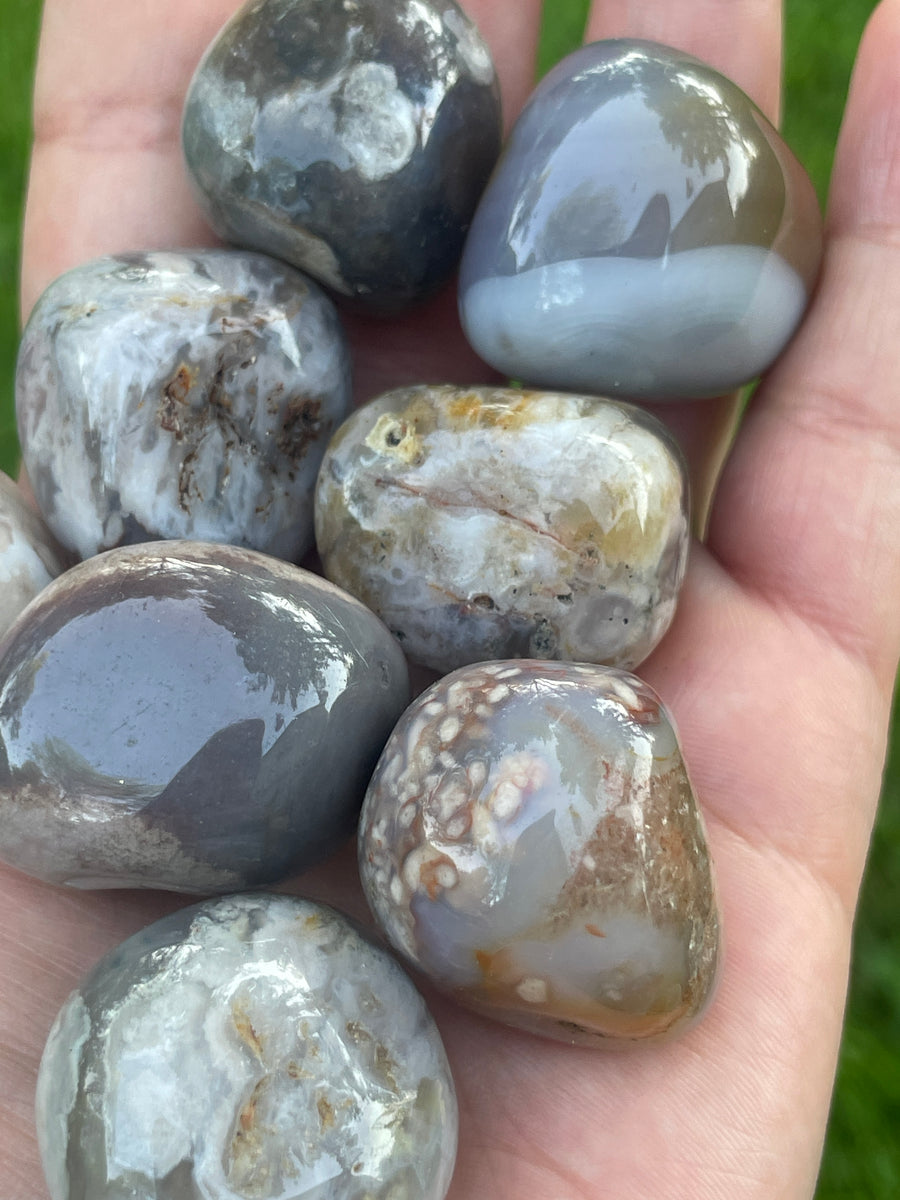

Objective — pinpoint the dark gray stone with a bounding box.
[459,38,823,400]
[36,893,458,1199]
[16,250,351,563]
[182,0,501,312]
[0,541,409,891]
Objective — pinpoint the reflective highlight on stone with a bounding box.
[0,472,68,639]
[459,38,823,399]
[0,541,408,891]
[16,250,351,562]
[315,386,689,673]
[183,0,501,312]
[36,893,458,1200]
[360,661,719,1044]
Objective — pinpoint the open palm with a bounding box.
[3,1,899,1196]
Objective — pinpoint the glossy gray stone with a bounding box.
[182,0,501,312]
[360,661,720,1044]
[0,541,409,891]
[315,385,689,673]
[0,472,68,639]
[16,250,351,562]
[37,893,458,1200]
[459,38,823,400]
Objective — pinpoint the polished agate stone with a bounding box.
[459,39,823,400]
[37,893,458,1200]
[0,472,68,638]
[0,541,408,891]
[360,661,720,1044]
[315,386,689,673]
[183,0,501,312]
[16,250,351,562]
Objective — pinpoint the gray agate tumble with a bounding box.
[315,386,689,673]
[16,250,351,563]
[0,541,409,891]
[360,661,720,1045]
[37,893,458,1200]
[0,472,68,639]
[182,0,501,312]
[459,39,823,400]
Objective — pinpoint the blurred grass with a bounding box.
[0,0,40,475]
[0,0,896,1195]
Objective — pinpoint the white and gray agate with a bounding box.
[360,661,720,1044]
[459,39,823,400]
[0,471,68,638]
[16,250,351,562]
[0,541,409,891]
[36,893,458,1200]
[315,386,689,673]
[182,0,501,312]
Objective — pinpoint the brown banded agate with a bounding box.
[359,660,720,1045]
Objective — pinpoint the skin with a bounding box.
[2,0,898,1196]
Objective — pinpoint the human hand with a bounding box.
[4,1,900,1196]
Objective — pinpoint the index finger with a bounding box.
[582,0,786,519]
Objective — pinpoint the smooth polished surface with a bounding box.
[0,542,408,891]
[459,38,823,399]
[183,0,501,312]
[16,250,351,563]
[37,893,458,1200]
[0,472,68,639]
[316,386,689,673]
[360,661,720,1044]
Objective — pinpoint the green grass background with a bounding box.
[0,0,896,1194]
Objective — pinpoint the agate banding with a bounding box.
[459,38,823,399]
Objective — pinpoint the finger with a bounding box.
[706,0,900,693]
[580,0,785,524]
[466,0,542,127]
[21,0,235,316]
[640,0,900,908]
[584,0,782,119]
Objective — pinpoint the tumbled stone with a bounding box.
[16,250,351,562]
[315,386,689,673]
[459,38,823,400]
[0,471,68,639]
[37,893,458,1200]
[0,541,408,891]
[360,661,720,1044]
[182,0,501,312]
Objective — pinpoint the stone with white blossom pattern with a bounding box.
[183,0,501,311]
[360,660,720,1044]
